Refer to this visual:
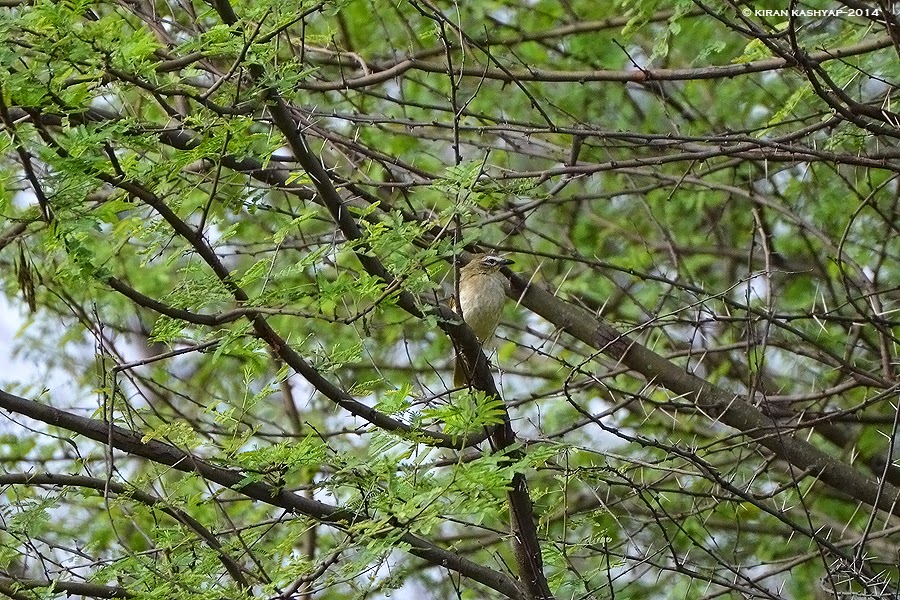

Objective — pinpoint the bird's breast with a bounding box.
[459,274,507,341]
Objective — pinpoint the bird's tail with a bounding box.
[453,353,468,387]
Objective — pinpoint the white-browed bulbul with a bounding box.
[452,253,514,386]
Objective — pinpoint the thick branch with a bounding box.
[0,388,525,600]
[507,274,900,518]
[265,94,554,599]
[0,576,131,599]
[295,36,892,91]
[0,473,249,587]
[76,173,483,449]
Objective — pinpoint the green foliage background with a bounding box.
[1,0,900,599]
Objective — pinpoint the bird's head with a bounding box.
[462,253,514,275]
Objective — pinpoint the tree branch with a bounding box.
[0,388,525,600]
[0,576,131,599]
[508,273,900,518]
[0,473,250,588]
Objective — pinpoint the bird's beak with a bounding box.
[500,258,514,266]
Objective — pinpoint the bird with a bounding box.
[452,253,514,386]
